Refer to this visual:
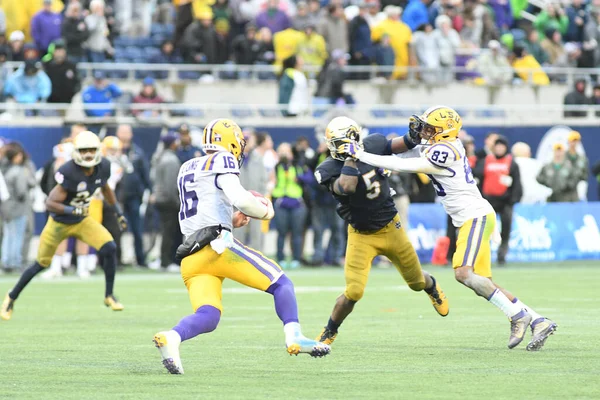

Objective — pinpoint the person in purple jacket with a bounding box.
[31,0,63,53]
[255,0,291,34]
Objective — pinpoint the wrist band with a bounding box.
[341,166,360,176]
[64,206,75,215]
[403,133,418,149]
[114,203,123,215]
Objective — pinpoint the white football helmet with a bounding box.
[325,116,363,161]
[72,131,102,168]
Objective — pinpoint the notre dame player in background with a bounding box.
[314,117,449,345]
[1,131,128,320]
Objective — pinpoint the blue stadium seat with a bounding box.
[125,46,144,59]
[231,107,254,118]
[258,108,281,118]
[152,35,167,46]
[474,109,507,118]
[150,23,167,36]
[370,109,388,118]
[312,97,330,118]
[177,71,202,80]
[144,47,162,58]
[185,109,205,117]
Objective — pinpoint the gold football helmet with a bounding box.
[409,106,462,143]
[325,116,363,161]
[72,131,102,168]
[202,118,246,166]
[102,136,123,160]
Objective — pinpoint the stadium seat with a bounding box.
[178,71,202,80]
[231,107,254,118]
[185,109,205,117]
[312,97,330,118]
[125,46,144,60]
[258,108,281,118]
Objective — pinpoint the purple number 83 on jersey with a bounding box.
[178,173,199,220]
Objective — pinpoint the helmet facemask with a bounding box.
[74,147,101,168]
[410,114,442,142]
[326,127,362,161]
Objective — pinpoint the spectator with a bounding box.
[4,60,52,106]
[593,160,600,200]
[255,27,276,64]
[536,142,579,203]
[132,77,165,118]
[229,0,256,34]
[565,0,588,43]
[0,143,32,271]
[461,0,498,48]
[511,44,550,85]
[488,0,512,34]
[475,131,499,165]
[116,124,151,267]
[563,79,589,118]
[0,8,5,37]
[293,1,317,30]
[213,17,232,65]
[272,142,309,269]
[174,0,194,46]
[273,26,303,65]
[232,23,261,65]
[590,84,600,117]
[308,0,321,20]
[511,141,552,204]
[152,133,182,272]
[62,1,90,63]
[85,0,113,63]
[477,40,512,85]
[82,71,122,117]
[238,131,274,253]
[8,31,25,62]
[364,0,384,27]
[540,28,567,67]
[374,33,395,78]
[460,131,477,167]
[255,0,291,34]
[31,0,63,53]
[43,39,81,106]
[176,123,203,164]
[474,135,522,264]
[181,8,219,64]
[153,40,183,64]
[412,23,439,84]
[565,43,582,69]
[433,14,460,83]
[315,49,350,104]
[298,23,328,70]
[349,2,373,79]
[115,0,150,37]
[524,29,548,66]
[22,43,40,61]
[403,0,430,32]
[534,4,569,38]
[317,4,349,53]
[278,55,309,117]
[372,5,413,80]
[566,131,589,198]
[0,46,9,99]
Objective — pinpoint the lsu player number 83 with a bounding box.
[1,131,128,322]
[342,106,557,351]
[152,118,329,375]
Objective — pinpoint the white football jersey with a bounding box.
[407,140,494,227]
[177,151,239,237]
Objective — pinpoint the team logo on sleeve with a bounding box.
[55,172,64,184]
[77,182,87,191]
[314,170,322,184]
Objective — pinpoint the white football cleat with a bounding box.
[153,330,184,374]
[286,334,331,358]
[77,264,91,279]
[41,266,62,280]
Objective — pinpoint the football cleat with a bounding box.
[153,331,184,374]
[508,310,532,349]
[1,293,15,321]
[425,277,449,317]
[287,335,331,358]
[526,318,557,351]
[41,266,63,280]
[316,327,337,346]
[104,295,124,311]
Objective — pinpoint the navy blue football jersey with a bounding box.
[315,134,397,231]
[52,158,111,224]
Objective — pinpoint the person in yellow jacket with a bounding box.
[3,0,63,41]
[297,24,327,72]
[511,45,550,86]
[371,5,414,79]
[273,27,304,67]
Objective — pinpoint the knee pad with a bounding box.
[409,281,426,292]
[344,283,365,302]
[98,241,117,257]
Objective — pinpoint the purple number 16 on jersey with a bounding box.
[178,173,198,220]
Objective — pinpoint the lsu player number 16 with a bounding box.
[1,131,128,321]
[341,106,557,351]
[153,118,329,375]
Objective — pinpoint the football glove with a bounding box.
[337,141,363,160]
[407,115,423,145]
[117,212,128,232]
[377,168,392,178]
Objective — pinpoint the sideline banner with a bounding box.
[407,202,600,262]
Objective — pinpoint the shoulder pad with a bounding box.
[203,151,240,175]
[425,143,461,167]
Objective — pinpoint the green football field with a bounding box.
[1,263,599,400]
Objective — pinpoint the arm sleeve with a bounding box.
[358,151,455,176]
[218,173,269,219]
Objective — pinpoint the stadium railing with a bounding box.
[5,62,596,85]
[2,103,600,126]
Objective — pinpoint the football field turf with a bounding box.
[1,263,598,400]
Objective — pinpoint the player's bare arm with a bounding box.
[45,184,76,214]
[332,159,359,195]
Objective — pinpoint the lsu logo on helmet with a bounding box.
[202,118,246,166]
